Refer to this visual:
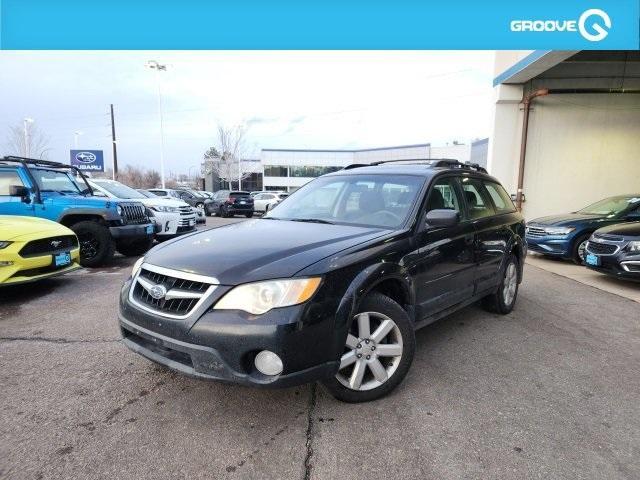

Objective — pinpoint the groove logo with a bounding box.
[510,8,611,42]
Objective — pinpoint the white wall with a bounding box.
[491,93,640,220]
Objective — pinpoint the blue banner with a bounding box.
[70,150,104,172]
[0,0,638,50]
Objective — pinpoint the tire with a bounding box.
[70,221,115,268]
[116,237,154,257]
[245,212,254,218]
[572,234,590,265]
[482,253,519,314]
[321,293,415,403]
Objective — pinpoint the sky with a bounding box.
[0,51,496,175]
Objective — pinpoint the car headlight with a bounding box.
[0,241,12,249]
[131,257,145,277]
[116,205,123,216]
[544,226,575,236]
[213,278,322,315]
[627,241,640,253]
[151,205,179,213]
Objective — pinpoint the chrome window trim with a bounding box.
[128,263,219,320]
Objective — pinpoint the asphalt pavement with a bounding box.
[1,217,639,479]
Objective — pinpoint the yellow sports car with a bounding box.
[0,216,81,286]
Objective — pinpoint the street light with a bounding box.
[74,131,84,149]
[145,60,168,188]
[23,117,34,158]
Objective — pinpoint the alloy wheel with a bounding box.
[336,311,403,391]
[577,240,588,262]
[502,262,518,306]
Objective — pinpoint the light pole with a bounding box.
[145,60,168,188]
[74,131,83,149]
[23,118,34,157]
[188,165,199,187]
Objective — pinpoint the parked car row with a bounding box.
[526,194,640,281]
[0,156,206,285]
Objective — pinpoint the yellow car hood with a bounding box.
[0,216,75,241]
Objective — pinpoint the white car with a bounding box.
[253,192,289,213]
[88,179,197,239]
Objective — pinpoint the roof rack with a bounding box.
[342,158,487,173]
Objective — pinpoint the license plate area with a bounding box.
[585,253,600,266]
[54,251,71,267]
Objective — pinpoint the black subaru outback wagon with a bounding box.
[119,160,526,402]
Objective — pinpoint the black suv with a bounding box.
[119,160,526,402]
[210,190,254,218]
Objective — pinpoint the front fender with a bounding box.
[330,263,413,361]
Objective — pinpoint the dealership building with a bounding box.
[203,141,488,192]
[489,50,640,220]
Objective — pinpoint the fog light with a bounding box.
[254,350,283,376]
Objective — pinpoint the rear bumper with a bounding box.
[109,223,155,239]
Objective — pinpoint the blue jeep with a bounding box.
[0,157,156,267]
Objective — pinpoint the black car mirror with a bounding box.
[425,209,459,228]
[9,185,30,203]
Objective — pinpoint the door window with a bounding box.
[425,177,462,214]
[0,170,25,195]
[483,181,516,214]
[460,178,494,219]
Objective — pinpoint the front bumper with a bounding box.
[0,246,81,286]
[118,277,341,388]
[119,316,337,387]
[150,211,197,237]
[584,251,640,282]
[526,235,571,258]
[109,223,156,239]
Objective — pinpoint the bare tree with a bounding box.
[4,121,51,159]
[202,125,258,189]
[143,169,161,189]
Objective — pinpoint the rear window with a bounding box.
[230,191,251,197]
[483,181,516,213]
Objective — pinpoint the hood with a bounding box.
[529,213,605,227]
[144,219,388,285]
[595,221,640,238]
[0,215,74,240]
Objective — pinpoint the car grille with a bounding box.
[586,241,618,255]
[130,265,217,318]
[121,203,148,225]
[525,225,546,238]
[179,206,192,215]
[19,235,78,257]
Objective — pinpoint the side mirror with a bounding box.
[425,209,459,228]
[9,185,30,203]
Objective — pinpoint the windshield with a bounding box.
[137,190,158,198]
[93,180,146,199]
[264,174,425,228]
[32,168,84,194]
[578,196,640,216]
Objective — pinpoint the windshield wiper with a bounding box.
[288,218,334,225]
[41,189,66,195]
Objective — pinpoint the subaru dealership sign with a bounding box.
[70,150,104,172]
